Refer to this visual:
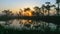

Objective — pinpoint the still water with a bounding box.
[0,19,60,31]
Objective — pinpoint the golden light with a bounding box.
[21,10,33,16]
[20,19,32,24]
[25,11,32,16]
[11,8,20,14]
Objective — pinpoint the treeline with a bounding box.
[0,0,60,20]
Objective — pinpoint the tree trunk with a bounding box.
[48,10,50,16]
[43,9,44,16]
[57,3,59,16]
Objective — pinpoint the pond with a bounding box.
[0,19,60,32]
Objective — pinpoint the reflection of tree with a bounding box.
[56,25,60,32]
[19,19,32,25]
[5,20,13,25]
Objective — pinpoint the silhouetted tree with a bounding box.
[51,5,56,16]
[19,9,23,16]
[41,4,46,16]
[56,0,60,16]
[45,2,51,16]
[34,6,41,16]
[24,8,33,16]
[32,11,36,16]
[2,10,12,16]
[24,8,30,11]
[51,5,56,7]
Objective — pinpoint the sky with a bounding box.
[0,0,56,13]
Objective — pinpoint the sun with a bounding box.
[21,11,33,16]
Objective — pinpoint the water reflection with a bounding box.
[0,19,60,31]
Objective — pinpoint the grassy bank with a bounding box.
[0,25,60,34]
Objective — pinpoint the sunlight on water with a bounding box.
[0,19,60,31]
